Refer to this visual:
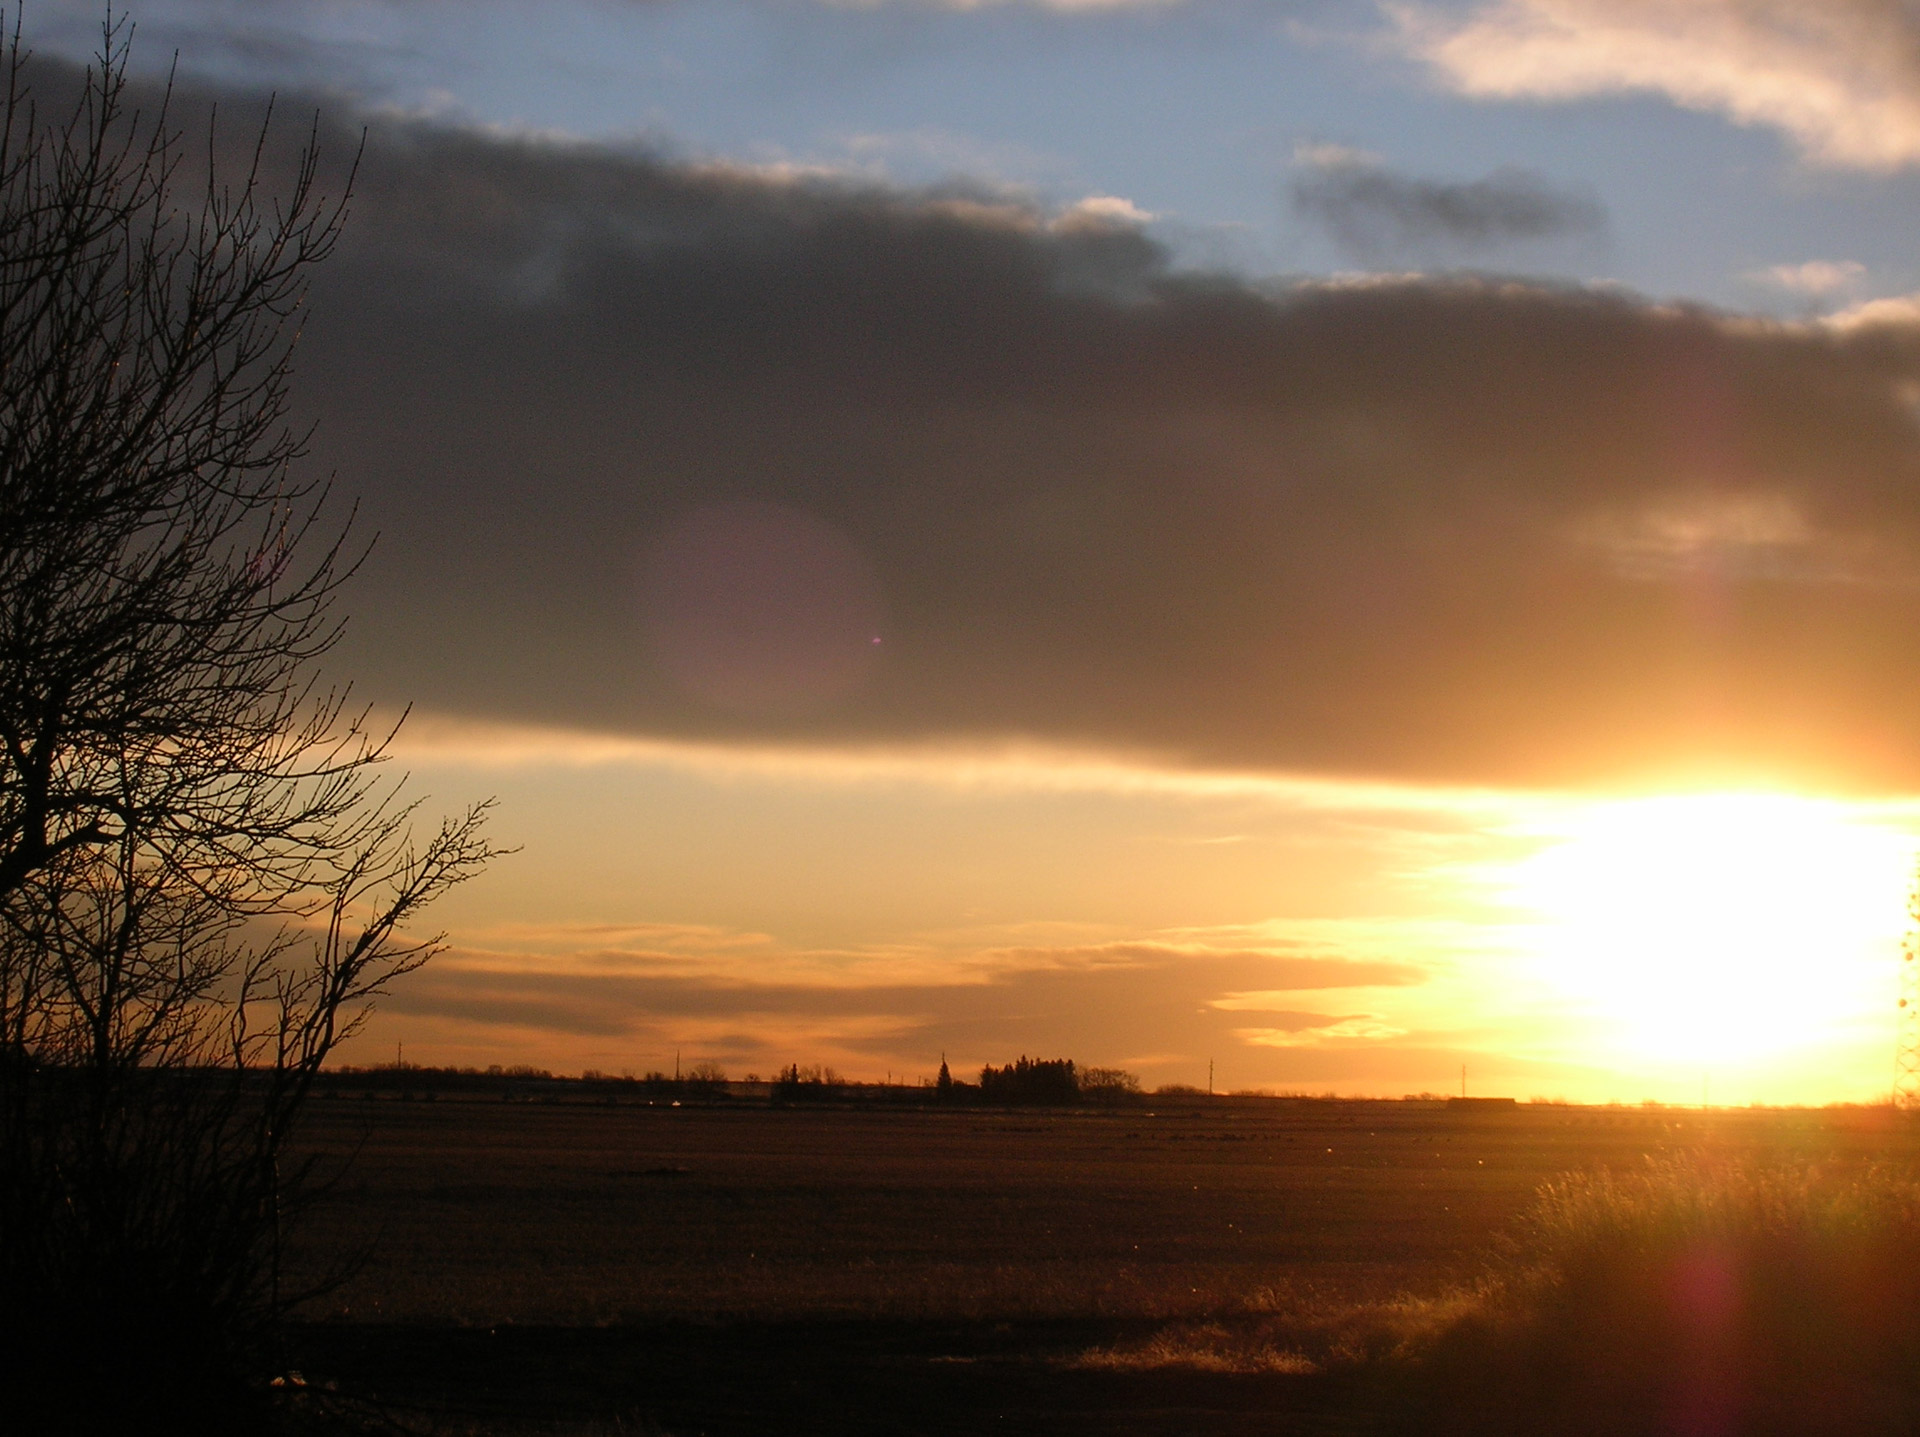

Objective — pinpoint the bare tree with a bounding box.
[0,21,497,1431]
[1078,1066,1142,1105]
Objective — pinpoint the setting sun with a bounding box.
[1506,794,1915,1070]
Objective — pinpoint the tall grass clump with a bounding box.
[1411,1154,1920,1436]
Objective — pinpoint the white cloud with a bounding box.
[1055,193,1156,229]
[1746,260,1867,296]
[1391,0,1920,170]
[1826,290,1920,331]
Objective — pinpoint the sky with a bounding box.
[28,0,1920,1103]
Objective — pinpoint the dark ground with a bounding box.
[280,1096,1920,1434]
[289,1318,1382,1435]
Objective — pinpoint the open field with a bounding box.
[283,1097,1920,1432]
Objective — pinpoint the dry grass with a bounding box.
[1071,1324,1319,1374]
[1067,1280,1488,1375]
[1403,1150,1920,1435]
[1515,1151,1920,1255]
[1079,1146,1920,1420]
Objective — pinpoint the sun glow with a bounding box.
[1506,793,1914,1070]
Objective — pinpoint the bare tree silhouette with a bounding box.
[0,19,497,1431]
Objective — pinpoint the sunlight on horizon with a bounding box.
[364,732,1920,1103]
[1501,793,1916,1073]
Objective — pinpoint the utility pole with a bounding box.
[1208,1059,1214,1096]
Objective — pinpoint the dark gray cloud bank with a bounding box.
[119,67,1920,790]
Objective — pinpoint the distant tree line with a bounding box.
[960,1056,1142,1107]
[315,1063,737,1103]
[772,1063,844,1103]
[309,1057,1156,1109]
[978,1056,1078,1104]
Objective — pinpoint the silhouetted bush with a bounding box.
[2,1068,285,1434]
